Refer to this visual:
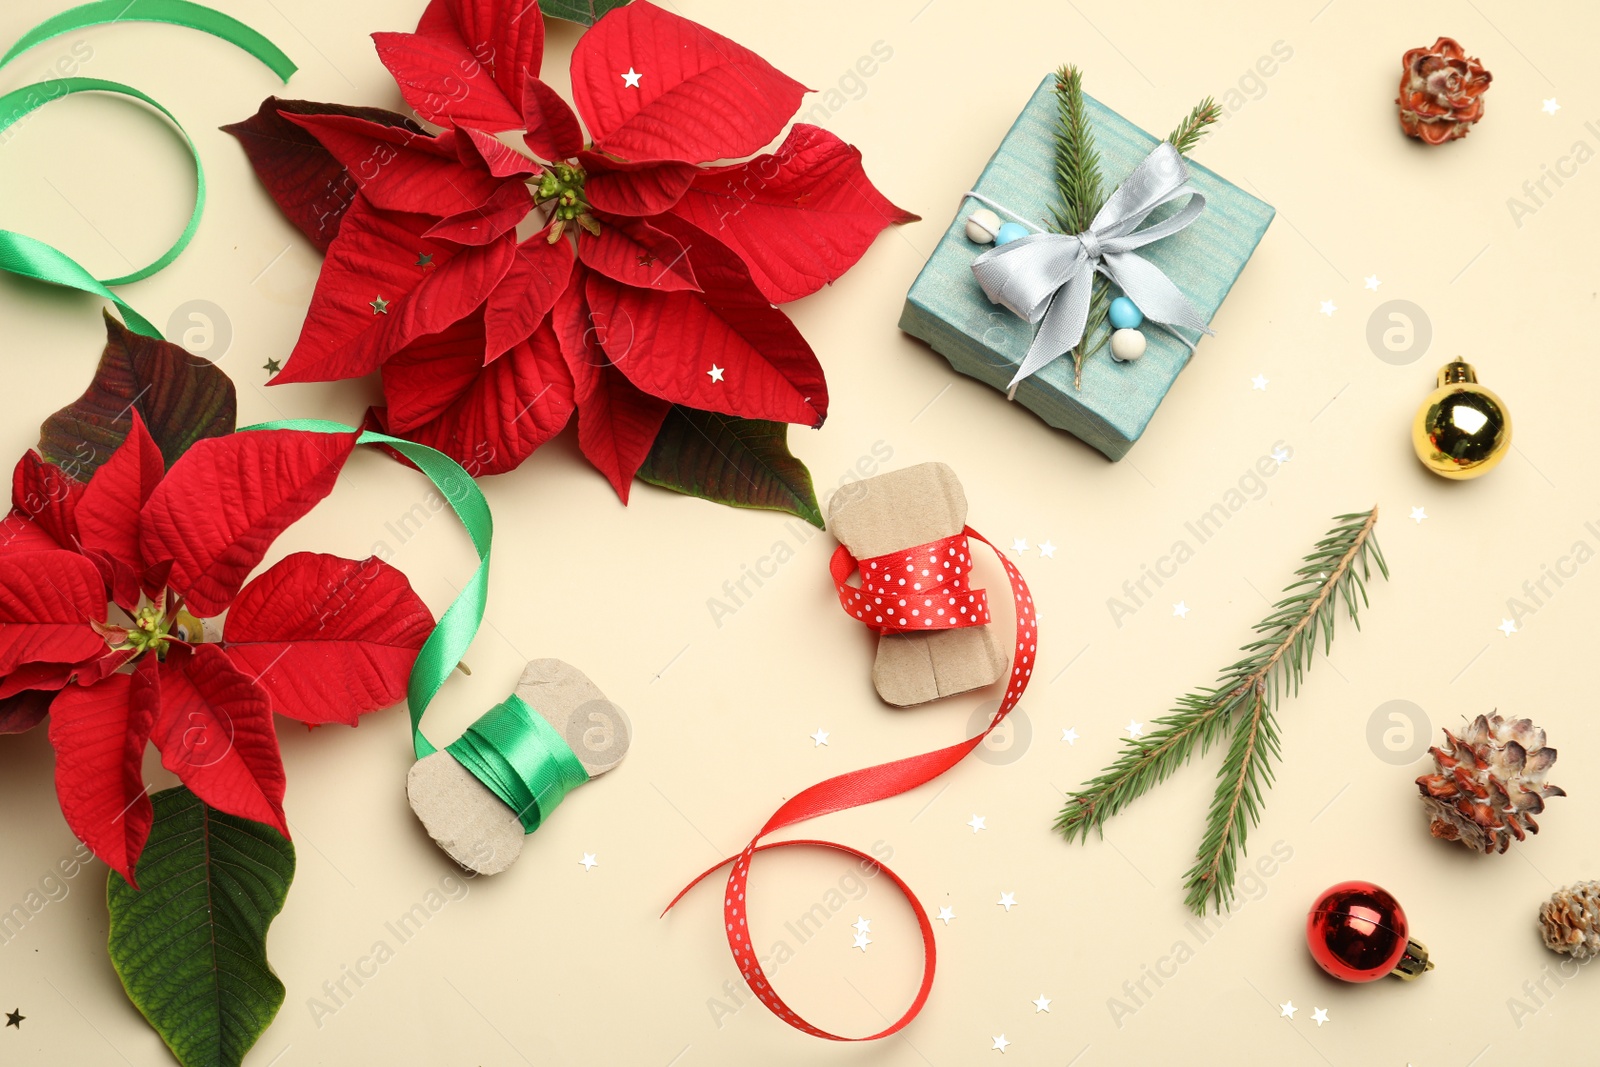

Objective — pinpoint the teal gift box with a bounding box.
[899,76,1274,460]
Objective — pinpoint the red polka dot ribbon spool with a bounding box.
[829,531,993,632]
[666,527,1037,1040]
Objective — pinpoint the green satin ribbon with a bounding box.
[239,421,588,833]
[447,695,589,833]
[0,2,296,337]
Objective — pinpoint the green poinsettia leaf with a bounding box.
[542,0,632,25]
[637,406,823,527]
[39,311,236,480]
[107,786,295,1067]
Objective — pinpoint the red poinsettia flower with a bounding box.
[228,0,915,499]
[0,416,433,882]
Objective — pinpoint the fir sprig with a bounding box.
[1165,97,1222,156]
[1050,66,1107,389]
[1050,73,1218,387]
[1050,66,1104,235]
[1055,508,1388,915]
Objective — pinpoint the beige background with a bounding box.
[1,0,1596,1063]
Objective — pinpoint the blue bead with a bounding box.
[1108,296,1144,330]
[995,222,1030,245]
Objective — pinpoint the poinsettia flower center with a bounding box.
[532,161,600,243]
[94,596,206,661]
[127,601,175,653]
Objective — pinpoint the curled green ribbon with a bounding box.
[241,421,588,833]
[0,2,296,336]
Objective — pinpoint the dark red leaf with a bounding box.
[570,0,807,163]
[38,312,236,479]
[283,115,505,218]
[579,215,699,291]
[424,180,534,245]
[382,316,575,474]
[579,150,696,216]
[152,644,287,837]
[139,429,360,617]
[273,196,516,384]
[554,279,670,500]
[373,0,546,133]
[584,224,827,427]
[223,552,434,725]
[222,97,425,252]
[0,689,53,734]
[670,123,919,303]
[11,451,81,550]
[484,229,576,359]
[77,410,165,582]
[522,76,584,161]
[0,551,105,675]
[48,663,156,882]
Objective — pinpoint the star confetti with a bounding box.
[1126,720,1144,738]
[707,364,725,383]
[1499,618,1518,637]
[579,852,598,871]
[852,916,871,934]
[1410,506,1427,523]
[1172,601,1190,619]
[4,1009,21,1029]
[936,906,956,925]
[1032,994,1051,1013]
[621,67,642,88]
[810,728,829,747]
[968,814,987,833]
[1542,98,1560,115]
[992,1035,1010,1053]
[369,296,389,314]
[853,931,872,951]
[1311,1007,1329,1026]
[1251,374,1268,390]
[1319,299,1337,316]
[1038,540,1057,559]
[1280,1001,1297,1019]
[1012,537,1029,553]
[996,891,1017,912]
[262,357,281,374]
[1061,727,1078,745]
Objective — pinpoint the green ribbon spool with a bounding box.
[239,421,589,833]
[0,1,297,337]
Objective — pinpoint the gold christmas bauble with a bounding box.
[1411,361,1511,480]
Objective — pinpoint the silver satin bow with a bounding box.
[969,141,1215,394]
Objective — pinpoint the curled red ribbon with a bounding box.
[665,527,1037,1040]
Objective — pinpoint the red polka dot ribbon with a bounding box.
[665,527,1037,1040]
[829,532,992,633]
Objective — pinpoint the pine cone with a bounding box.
[1541,881,1600,959]
[1415,714,1564,854]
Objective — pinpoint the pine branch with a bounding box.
[1050,65,1104,235]
[1166,97,1222,155]
[1055,507,1388,914]
[1050,65,1107,389]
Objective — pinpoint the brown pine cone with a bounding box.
[1540,881,1600,959]
[1416,713,1564,854]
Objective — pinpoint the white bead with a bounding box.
[965,208,1001,244]
[1110,328,1146,362]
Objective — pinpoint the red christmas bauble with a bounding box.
[1306,881,1412,982]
